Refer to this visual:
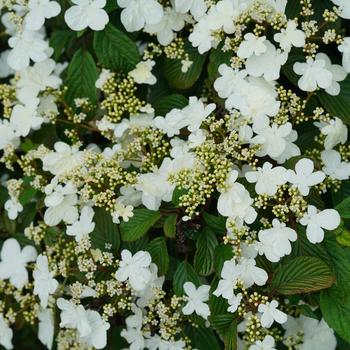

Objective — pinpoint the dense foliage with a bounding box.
[1,0,350,349]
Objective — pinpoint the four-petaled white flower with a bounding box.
[245,162,287,196]
[217,170,257,227]
[258,300,287,328]
[65,0,109,31]
[117,0,163,32]
[4,198,23,220]
[331,0,350,19]
[274,20,305,52]
[286,158,325,196]
[174,0,207,20]
[129,60,157,85]
[338,37,350,72]
[33,254,59,308]
[213,260,240,300]
[38,308,55,350]
[115,250,153,291]
[25,0,61,31]
[237,33,267,59]
[0,314,13,350]
[249,335,276,350]
[294,53,346,95]
[0,238,37,289]
[66,206,95,242]
[227,293,243,313]
[237,257,268,288]
[315,117,348,150]
[258,219,297,262]
[182,282,210,319]
[300,205,340,243]
[321,150,350,180]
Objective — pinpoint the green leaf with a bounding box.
[153,94,188,115]
[49,30,75,60]
[90,208,120,251]
[146,237,169,275]
[172,187,187,207]
[271,256,335,295]
[318,77,350,124]
[207,46,232,83]
[173,261,201,295]
[120,209,161,242]
[202,212,226,234]
[194,228,218,276]
[336,197,350,219]
[65,49,98,105]
[163,41,206,90]
[93,23,140,71]
[163,214,177,239]
[214,245,234,273]
[185,326,221,350]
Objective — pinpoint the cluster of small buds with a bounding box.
[24,222,47,245]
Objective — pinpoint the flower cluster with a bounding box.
[0,0,350,349]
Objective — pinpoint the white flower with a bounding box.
[249,335,276,350]
[0,50,14,78]
[64,0,109,31]
[286,158,325,196]
[182,282,210,320]
[80,310,110,349]
[4,198,23,220]
[121,305,145,350]
[227,293,243,313]
[16,59,62,103]
[95,68,113,89]
[258,300,287,328]
[189,16,216,54]
[38,309,54,349]
[115,250,153,291]
[213,260,240,300]
[44,181,79,226]
[0,315,13,350]
[300,205,340,243]
[25,0,61,31]
[321,149,350,180]
[273,129,300,164]
[0,238,37,289]
[174,0,207,20]
[237,33,267,59]
[293,53,346,95]
[245,41,288,81]
[331,0,350,19]
[135,158,174,210]
[144,7,187,46]
[258,219,297,262]
[66,206,95,242]
[217,170,257,227]
[10,101,44,137]
[0,120,19,150]
[42,141,83,176]
[315,117,347,150]
[117,0,163,32]
[338,37,350,72]
[251,117,293,158]
[245,162,287,195]
[7,30,50,71]
[284,316,336,350]
[129,60,156,85]
[237,257,268,288]
[57,298,91,337]
[274,20,305,52]
[33,254,59,308]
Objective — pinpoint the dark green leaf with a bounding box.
[336,197,350,219]
[163,213,177,239]
[93,23,140,71]
[49,30,75,60]
[173,261,201,295]
[194,228,218,276]
[153,94,188,115]
[146,237,169,275]
[271,256,335,295]
[65,49,98,105]
[120,209,161,242]
[202,212,226,234]
[90,207,120,251]
[214,245,234,273]
[186,325,221,350]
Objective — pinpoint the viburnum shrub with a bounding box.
[1,0,350,349]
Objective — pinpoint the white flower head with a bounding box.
[182,282,210,320]
[249,335,276,350]
[0,238,37,289]
[65,0,109,31]
[0,315,13,350]
[300,205,340,243]
[66,206,95,242]
[274,20,305,52]
[316,117,347,150]
[129,60,156,85]
[286,158,325,196]
[115,250,153,291]
[331,0,350,19]
[174,0,207,20]
[4,198,23,220]
[321,149,350,180]
[258,300,287,328]
[25,0,61,31]
[38,309,54,349]
[258,219,297,262]
[213,259,240,300]
[33,254,59,308]
[237,33,267,58]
